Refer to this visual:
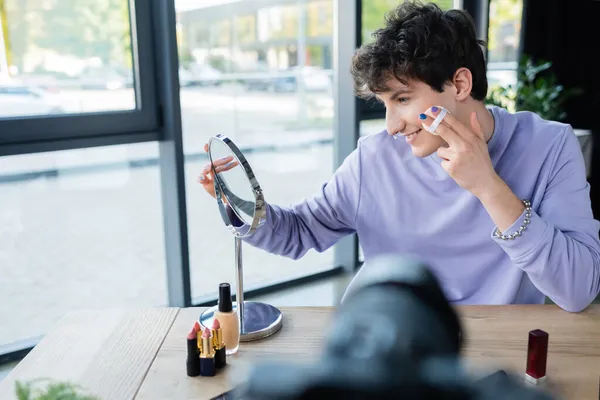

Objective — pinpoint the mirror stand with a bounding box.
[200,134,283,342]
[200,237,283,341]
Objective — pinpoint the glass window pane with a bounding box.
[176,0,335,300]
[486,0,523,89]
[361,0,454,44]
[0,142,167,347]
[360,118,385,138]
[0,0,136,118]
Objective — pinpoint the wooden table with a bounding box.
[1,305,599,399]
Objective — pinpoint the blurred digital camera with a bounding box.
[226,255,555,400]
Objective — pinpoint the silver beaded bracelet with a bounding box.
[493,199,532,240]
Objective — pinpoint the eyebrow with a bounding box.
[389,88,413,101]
[375,88,413,103]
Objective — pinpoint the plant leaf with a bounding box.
[15,381,32,400]
[15,379,100,400]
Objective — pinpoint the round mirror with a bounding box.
[208,135,266,237]
[201,134,283,342]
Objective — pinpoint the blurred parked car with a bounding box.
[0,79,65,117]
[243,61,274,91]
[18,73,66,93]
[273,66,332,93]
[186,64,222,87]
[179,67,194,87]
[72,66,130,90]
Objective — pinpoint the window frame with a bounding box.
[0,0,160,155]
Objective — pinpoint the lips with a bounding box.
[392,128,422,141]
[404,129,422,139]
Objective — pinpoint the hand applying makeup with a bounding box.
[421,106,525,233]
[420,106,495,195]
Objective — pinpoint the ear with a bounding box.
[452,67,473,102]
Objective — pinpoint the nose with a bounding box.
[386,108,407,136]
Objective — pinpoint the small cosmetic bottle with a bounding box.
[199,327,216,377]
[186,328,200,377]
[212,319,227,368]
[214,283,240,355]
[525,329,549,385]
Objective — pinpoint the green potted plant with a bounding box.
[15,379,99,400]
[486,56,590,177]
[486,55,583,121]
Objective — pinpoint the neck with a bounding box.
[460,101,495,143]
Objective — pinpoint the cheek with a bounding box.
[420,95,455,115]
[412,99,445,125]
[387,104,422,128]
[404,103,427,125]
[436,96,457,114]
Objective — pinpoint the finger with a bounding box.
[212,155,234,166]
[424,106,475,140]
[197,174,212,184]
[201,163,213,174]
[203,143,208,153]
[470,111,485,140]
[423,106,449,133]
[199,160,220,181]
[420,114,462,146]
[436,146,454,161]
[214,160,239,173]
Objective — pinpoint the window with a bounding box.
[175,0,336,301]
[0,143,167,348]
[486,0,523,89]
[361,0,455,44]
[360,118,386,138]
[0,0,136,118]
[307,1,333,37]
[235,15,257,44]
[0,0,157,149]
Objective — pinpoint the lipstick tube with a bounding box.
[200,327,216,377]
[212,319,227,369]
[525,329,548,385]
[197,329,203,353]
[186,329,200,377]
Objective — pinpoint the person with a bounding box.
[198,1,600,312]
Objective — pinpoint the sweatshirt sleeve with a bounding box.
[491,126,600,312]
[241,140,363,260]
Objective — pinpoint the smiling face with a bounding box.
[350,2,490,157]
[376,78,459,158]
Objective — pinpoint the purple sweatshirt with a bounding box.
[244,106,600,312]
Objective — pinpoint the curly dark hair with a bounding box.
[351,1,488,101]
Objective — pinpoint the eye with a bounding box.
[398,97,409,104]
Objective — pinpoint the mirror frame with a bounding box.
[208,134,267,238]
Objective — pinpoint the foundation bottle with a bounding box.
[214,283,240,355]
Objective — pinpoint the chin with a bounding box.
[410,145,437,158]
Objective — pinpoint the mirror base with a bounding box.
[199,301,283,342]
